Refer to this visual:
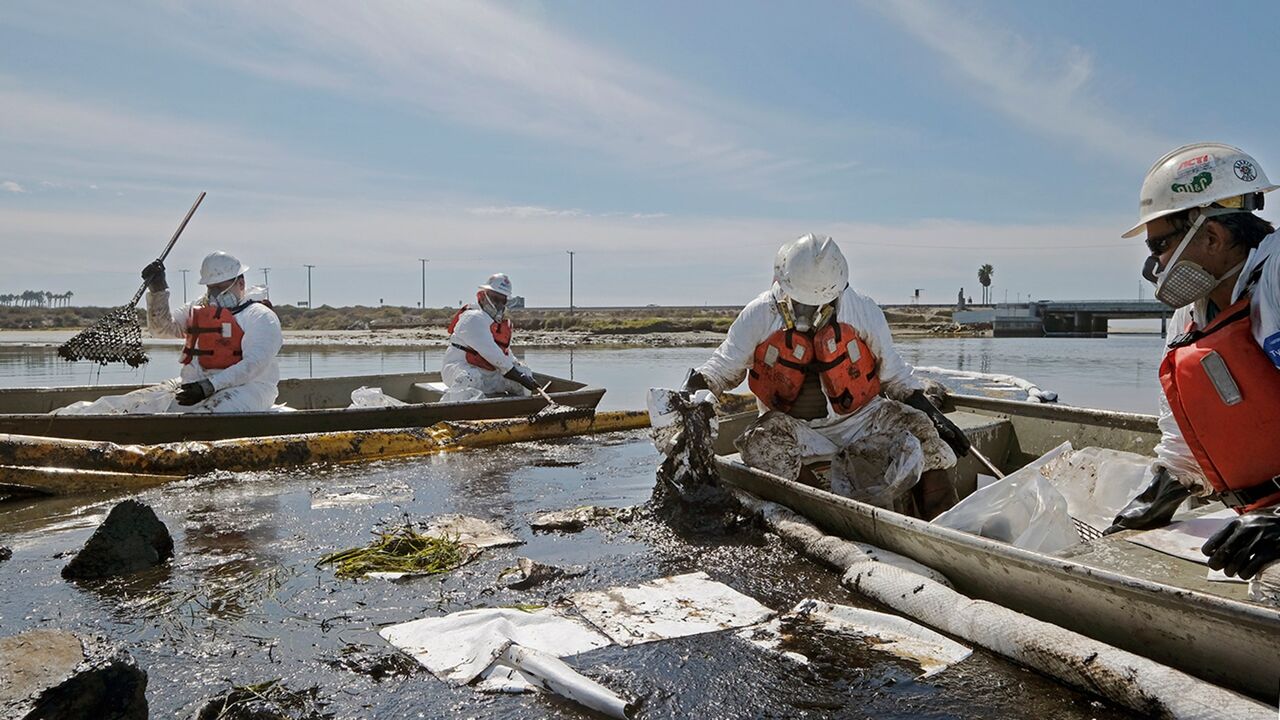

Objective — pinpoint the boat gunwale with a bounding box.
[946,393,1159,433]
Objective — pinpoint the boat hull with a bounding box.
[0,372,604,443]
[715,394,1280,702]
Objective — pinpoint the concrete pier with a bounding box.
[954,300,1170,337]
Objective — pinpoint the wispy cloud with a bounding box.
[870,0,1168,165]
[1,180,24,193]
[0,75,375,196]
[467,205,667,220]
[468,206,586,220]
[161,1,826,185]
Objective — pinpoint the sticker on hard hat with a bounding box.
[1170,172,1213,193]
[1265,332,1280,369]
[1234,159,1257,182]
[1176,154,1215,178]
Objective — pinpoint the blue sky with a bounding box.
[2,1,1277,308]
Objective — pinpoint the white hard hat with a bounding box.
[479,273,513,298]
[1122,143,1278,238]
[773,234,848,305]
[197,251,250,285]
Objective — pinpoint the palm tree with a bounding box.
[977,264,994,304]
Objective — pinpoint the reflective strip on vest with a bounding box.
[1160,296,1280,512]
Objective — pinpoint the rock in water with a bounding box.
[0,629,148,720]
[0,547,11,563]
[530,506,633,532]
[62,500,174,580]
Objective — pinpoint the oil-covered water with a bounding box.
[0,431,1138,718]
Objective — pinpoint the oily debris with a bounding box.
[316,525,476,580]
[192,679,331,720]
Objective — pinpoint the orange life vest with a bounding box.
[1160,286,1280,513]
[447,306,512,372]
[181,303,252,370]
[748,322,881,416]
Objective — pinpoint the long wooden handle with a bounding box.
[534,383,558,406]
[129,191,207,308]
[971,446,1005,479]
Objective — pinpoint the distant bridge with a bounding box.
[955,300,1171,337]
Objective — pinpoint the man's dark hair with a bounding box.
[1169,209,1275,250]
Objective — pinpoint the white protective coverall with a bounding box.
[696,286,956,503]
[1153,231,1280,603]
[440,305,530,403]
[145,288,283,413]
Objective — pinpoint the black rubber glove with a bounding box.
[504,365,539,391]
[175,379,215,406]
[904,390,970,458]
[1102,466,1189,535]
[681,369,710,394]
[141,259,168,292]
[1202,510,1280,579]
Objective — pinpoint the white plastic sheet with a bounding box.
[933,442,1079,552]
[52,380,180,415]
[382,608,631,717]
[1037,446,1153,533]
[568,571,773,646]
[1127,508,1236,565]
[380,607,610,686]
[737,599,972,678]
[349,386,408,408]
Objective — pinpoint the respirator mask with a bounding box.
[1143,208,1246,308]
[207,282,244,310]
[776,288,835,333]
[479,290,508,322]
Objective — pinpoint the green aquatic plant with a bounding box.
[317,525,475,579]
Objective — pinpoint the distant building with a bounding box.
[508,295,526,309]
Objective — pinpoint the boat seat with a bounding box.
[945,410,1014,498]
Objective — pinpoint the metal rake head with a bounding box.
[57,305,149,367]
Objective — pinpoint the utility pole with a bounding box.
[262,268,270,287]
[179,269,189,303]
[418,258,429,309]
[304,264,316,309]
[566,250,575,314]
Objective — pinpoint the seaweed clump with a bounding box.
[316,525,475,579]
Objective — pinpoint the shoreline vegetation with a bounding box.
[0,303,978,348]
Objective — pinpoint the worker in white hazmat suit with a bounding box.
[441,273,540,403]
[140,251,282,413]
[1103,143,1280,606]
[679,234,970,519]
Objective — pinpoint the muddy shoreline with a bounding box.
[0,322,979,351]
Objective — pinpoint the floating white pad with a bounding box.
[568,571,774,646]
[425,514,522,548]
[380,607,610,685]
[737,599,972,677]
